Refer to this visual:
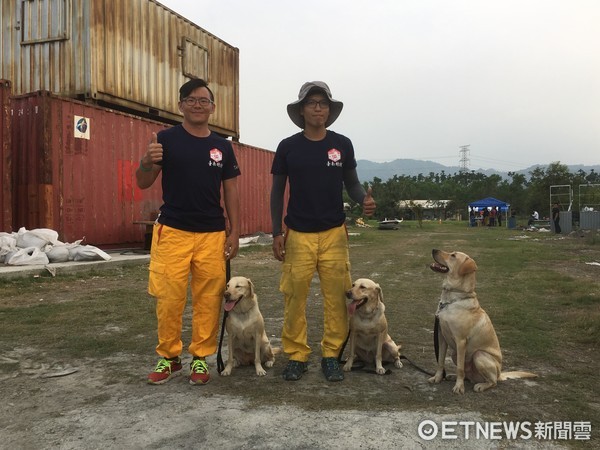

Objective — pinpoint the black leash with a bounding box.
[216,259,231,375]
[400,354,434,377]
[337,329,350,364]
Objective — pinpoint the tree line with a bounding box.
[346,162,600,221]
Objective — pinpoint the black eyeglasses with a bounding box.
[304,99,330,109]
[182,97,214,107]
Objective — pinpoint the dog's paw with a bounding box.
[428,374,443,384]
[220,367,232,377]
[376,366,387,375]
[452,383,465,395]
[343,361,353,372]
[394,359,403,369]
[473,382,495,392]
[264,360,274,368]
[255,366,267,376]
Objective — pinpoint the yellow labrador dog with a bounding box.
[429,249,537,394]
[221,276,275,377]
[344,278,403,374]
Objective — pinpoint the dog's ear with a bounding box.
[247,278,255,297]
[458,258,478,276]
[376,283,384,303]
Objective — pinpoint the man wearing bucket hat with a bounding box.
[270,81,376,382]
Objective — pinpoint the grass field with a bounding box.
[1,220,598,447]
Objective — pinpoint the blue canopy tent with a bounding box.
[468,197,510,227]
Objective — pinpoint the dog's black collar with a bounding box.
[436,289,477,315]
[436,301,450,316]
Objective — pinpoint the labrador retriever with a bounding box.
[344,278,403,374]
[429,249,537,394]
[221,276,275,376]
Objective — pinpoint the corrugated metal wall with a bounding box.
[1,0,239,138]
[7,92,276,245]
[580,211,600,230]
[233,142,278,236]
[0,80,12,231]
[10,91,168,245]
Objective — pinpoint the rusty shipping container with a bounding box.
[0,80,12,231]
[0,0,239,138]
[232,142,277,236]
[10,91,168,244]
[9,91,275,245]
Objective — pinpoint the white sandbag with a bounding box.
[46,244,71,263]
[0,233,17,260]
[16,227,59,249]
[6,247,50,266]
[68,244,112,262]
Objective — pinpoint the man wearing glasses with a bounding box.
[137,78,240,386]
[271,81,375,382]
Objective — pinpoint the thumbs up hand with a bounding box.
[362,186,376,217]
[141,132,163,167]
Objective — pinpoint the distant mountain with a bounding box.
[356,159,600,183]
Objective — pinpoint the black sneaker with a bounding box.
[282,360,308,381]
[321,357,344,382]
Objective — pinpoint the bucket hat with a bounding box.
[287,81,343,129]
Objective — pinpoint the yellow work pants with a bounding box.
[148,224,226,359]
[279,224,351,361]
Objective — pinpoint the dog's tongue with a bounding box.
[224,300,237,312]
[348,301,358,316]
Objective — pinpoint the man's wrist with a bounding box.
[139,159,152,172]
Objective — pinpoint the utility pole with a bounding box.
[459,145,470,173]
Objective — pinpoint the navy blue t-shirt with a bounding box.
[156,125,240,232]
[271,130,357,232]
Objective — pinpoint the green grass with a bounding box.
[0,266,154,359]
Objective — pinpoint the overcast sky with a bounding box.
[159,0,599,171]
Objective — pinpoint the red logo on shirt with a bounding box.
[328,148,341,162]
[210,148,223,162]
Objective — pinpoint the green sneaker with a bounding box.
[147,357,182,385]
[189,358,211,385]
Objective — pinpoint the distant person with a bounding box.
[489,206,496,227]
[270,81,375,382]
[497,207,503,227]
[136,78,241,385]
[482,208,490,226]
[527,211,538,227]
[552,202,561,234]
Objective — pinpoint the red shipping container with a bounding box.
[232,142,278,237]
[0,80,12,232]
[10,91,167,245]
[9,91,278,246]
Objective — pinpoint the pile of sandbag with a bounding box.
[0,228,112,266]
